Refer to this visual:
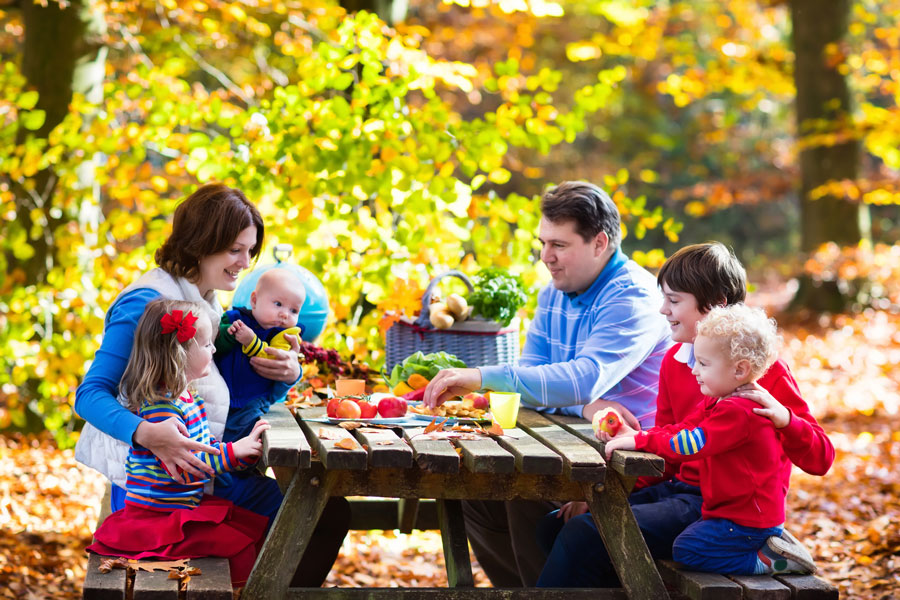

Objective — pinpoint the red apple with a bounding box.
[463,393,490,410]
[326,397,341,418]
[377,396,408,418]
[336,399,362,419]
[357,400,378,419]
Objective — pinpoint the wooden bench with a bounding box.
[658,560,839,599]
[82,485,234,600]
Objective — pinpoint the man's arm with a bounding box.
[480,297,664,411]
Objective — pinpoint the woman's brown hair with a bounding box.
[657,242,747,312]
[120,299,208,411]
[155,183,264,281]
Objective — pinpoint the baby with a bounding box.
[215,268,305,441]
[605,303,817,576]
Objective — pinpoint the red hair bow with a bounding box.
[160,310,198,343]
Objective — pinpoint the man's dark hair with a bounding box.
[540,181,621,249]
[155,183,264,281]
[657,242,747,312]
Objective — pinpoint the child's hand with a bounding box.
[557,501,589,523]
[596,420,639,443]
[733,382,791,428]
[604,435,636,460]
[232,419,270,462]
[228,320,255,345]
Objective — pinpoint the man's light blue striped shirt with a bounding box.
[479,249,672,426]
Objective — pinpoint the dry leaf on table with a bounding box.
[130,558,190,572]
[334,437,357,450]
[318,428,338,440]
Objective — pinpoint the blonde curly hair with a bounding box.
[696,303,781,380]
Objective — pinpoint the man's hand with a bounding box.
[134,418,219,483]
[557,501,589,523]
[733,382,791,428]
[423,368,482,408]
[250,333,301,382]
[604,435,636,460]
[228,319,254,345]
[582,398,641,432]
[233,419,270,462]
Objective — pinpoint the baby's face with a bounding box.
[691,334,745,398]
[251,277,305,329]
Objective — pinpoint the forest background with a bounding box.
[0,0,899,598]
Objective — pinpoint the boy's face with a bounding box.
[250,276,305,329]
[186,316,215,382]
[538,217,608,295]
[691,334,746,398]
[660,282,705,344]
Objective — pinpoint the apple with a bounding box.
[357,400,378,419]
[464,393,490,410]
[336,399,362,419]
[326,397,341,418]
[592,407,623,438]
[377,396,408,418]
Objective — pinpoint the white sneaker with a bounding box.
[765,529,817,575]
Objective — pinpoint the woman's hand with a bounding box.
[134,418,219,483]
[250,333,301,383]
[557,501,590,523]
[604,435,637,460]
[423,368,482,408]
[733,382,791,428]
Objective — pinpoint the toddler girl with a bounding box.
[87,299,270,586]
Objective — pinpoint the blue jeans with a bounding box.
[223,396,274,443]
[536,479,703,588]
[674,518,783,574]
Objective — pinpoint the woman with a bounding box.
[75,183,349,585]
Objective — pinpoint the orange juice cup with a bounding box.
[489,392,521,428]
[335,379,366,396]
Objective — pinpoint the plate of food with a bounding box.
[407,395,492,423]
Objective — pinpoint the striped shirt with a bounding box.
[124,391,254,511]
[479,249,672,426]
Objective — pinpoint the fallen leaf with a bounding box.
[334,438,358,450]
[130,558,190,572]
[340,421,364,430]
[488,423,504,436]
[98,557,129,573]
[375,440,394,445]
[318,428,338,440]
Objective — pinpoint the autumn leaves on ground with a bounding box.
[2,307,899,599]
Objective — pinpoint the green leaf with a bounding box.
[20,110,45,131]
[17,90,39,110]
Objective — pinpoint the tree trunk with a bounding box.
[340,0,408,25]
[789,0,869,311]
[14,0,106,284]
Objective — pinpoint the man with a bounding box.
[423,181,672,586]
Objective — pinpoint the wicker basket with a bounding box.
[384,270,520,373]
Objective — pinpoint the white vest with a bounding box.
[74,269,230,490]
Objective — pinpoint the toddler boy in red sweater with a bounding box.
[605,303,816,575]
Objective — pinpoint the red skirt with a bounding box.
[87,495,268,586]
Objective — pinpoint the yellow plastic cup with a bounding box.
[489,392,521,429]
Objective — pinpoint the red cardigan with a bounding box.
[650,343,834,489]
[636,395,786,528]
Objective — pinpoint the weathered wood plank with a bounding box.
[490,428,564,475]
[263,402,310,469]
[657,560,742,600]
[286,589,629,599]
[242,470,334,600]
[773,574,839,599]
[454,438,516,474]
[541,412,665,478]
[354,426,414,469]
[402,428,460,473]
[516,410,606,482]
[729,574,791,600]
[83,553,126,600]
[310,463,587,502]
[298,417,368,470]
[583,476,668,600]
[133,569,178,600]
[184,558,232,600]
[347,498,439,531]
[437,499,474,587]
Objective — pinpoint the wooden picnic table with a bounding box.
[241,402,669,600]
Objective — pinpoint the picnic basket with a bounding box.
[384,270,520,373]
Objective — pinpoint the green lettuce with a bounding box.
[388,351,467,387]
